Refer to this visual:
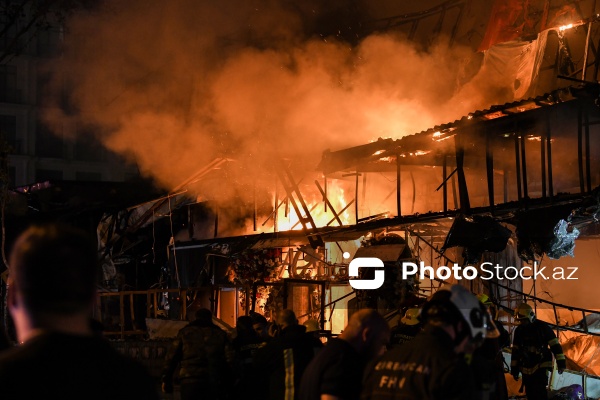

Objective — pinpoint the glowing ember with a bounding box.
[559,24,574,31]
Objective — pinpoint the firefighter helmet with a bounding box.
[422,284,499,342]
[401,307,421,326]
[477,293,492,307]
[303,319,320,332]
[514,303,535,323]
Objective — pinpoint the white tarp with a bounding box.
[480,30,549,100]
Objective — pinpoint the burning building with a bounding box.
[6,0,600,396]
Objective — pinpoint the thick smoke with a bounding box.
[42,0,512,202]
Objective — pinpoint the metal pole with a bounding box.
[578,107,585,193]
[546,112,554,198]
[541,128,547,199]
[585,110,592,192]
[486,132,495,211]
[323,176,327,212]
[520,134,528,202]
[582,21,593,81]
[355,172,359,224]
[514,133,522,202]
[274,181,278,232]
[443,155,448,214]
[396,154,402,216]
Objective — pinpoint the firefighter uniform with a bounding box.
[510,304,566,400]
[162,314,233,400]
[389,307,422,348]
[362,325,475,400]
[362,284,498,400]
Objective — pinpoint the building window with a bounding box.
[35,169,63,182]
[0,114,18,152]
[36,118,64,158]
[0,65,19,103]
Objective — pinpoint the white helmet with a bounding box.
[422,284,499,343]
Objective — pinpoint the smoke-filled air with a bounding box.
[42,0,512,205]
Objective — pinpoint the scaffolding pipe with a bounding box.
[582,21,593,81]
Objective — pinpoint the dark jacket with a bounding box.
[254,324,323,400]
[162,320,233,384]
[511,319,566,376]
[361,326,475,400]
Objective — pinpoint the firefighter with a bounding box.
[471,294,510,400]
[389,307,422,348]
[361,284,499,400]
[510,303,566,400]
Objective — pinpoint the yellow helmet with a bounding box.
[477,294,492,306]
[303,319,320,333]
[514,303,535,323]
[401,308,421,326]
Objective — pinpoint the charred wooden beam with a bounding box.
[520,133,528,203]
[314,180,343,226]
[276,161,324,249]
[486,132,495,213]
[454,132,470,212]
[443,155,448,214]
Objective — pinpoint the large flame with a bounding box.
[269,180,352,232]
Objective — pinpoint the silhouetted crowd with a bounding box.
[0,222,568,400]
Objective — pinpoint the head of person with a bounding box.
[514,303,535,325]
[339,309,390,359]
[194,308,213,325]
[250,311,269,338]
[236,315,256,338]
[420,284,499,352]
[276,309,298,330]
[8,223,98,342]
[400,307,421,326]
[477,293,498,319]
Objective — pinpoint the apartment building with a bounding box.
[0,13,137,188]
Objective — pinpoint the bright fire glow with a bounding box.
[559,24,574,31]
[275,180,352,232]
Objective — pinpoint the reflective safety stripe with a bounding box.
[555,354,566,360]
[283,348,295,400]
[522,361,553,375]
[548,338,559,346]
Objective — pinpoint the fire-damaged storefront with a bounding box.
[96,82,600,388]
[88,87,600,400]
[87,4,600,395]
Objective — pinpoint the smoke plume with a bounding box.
[42,0,514,203]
